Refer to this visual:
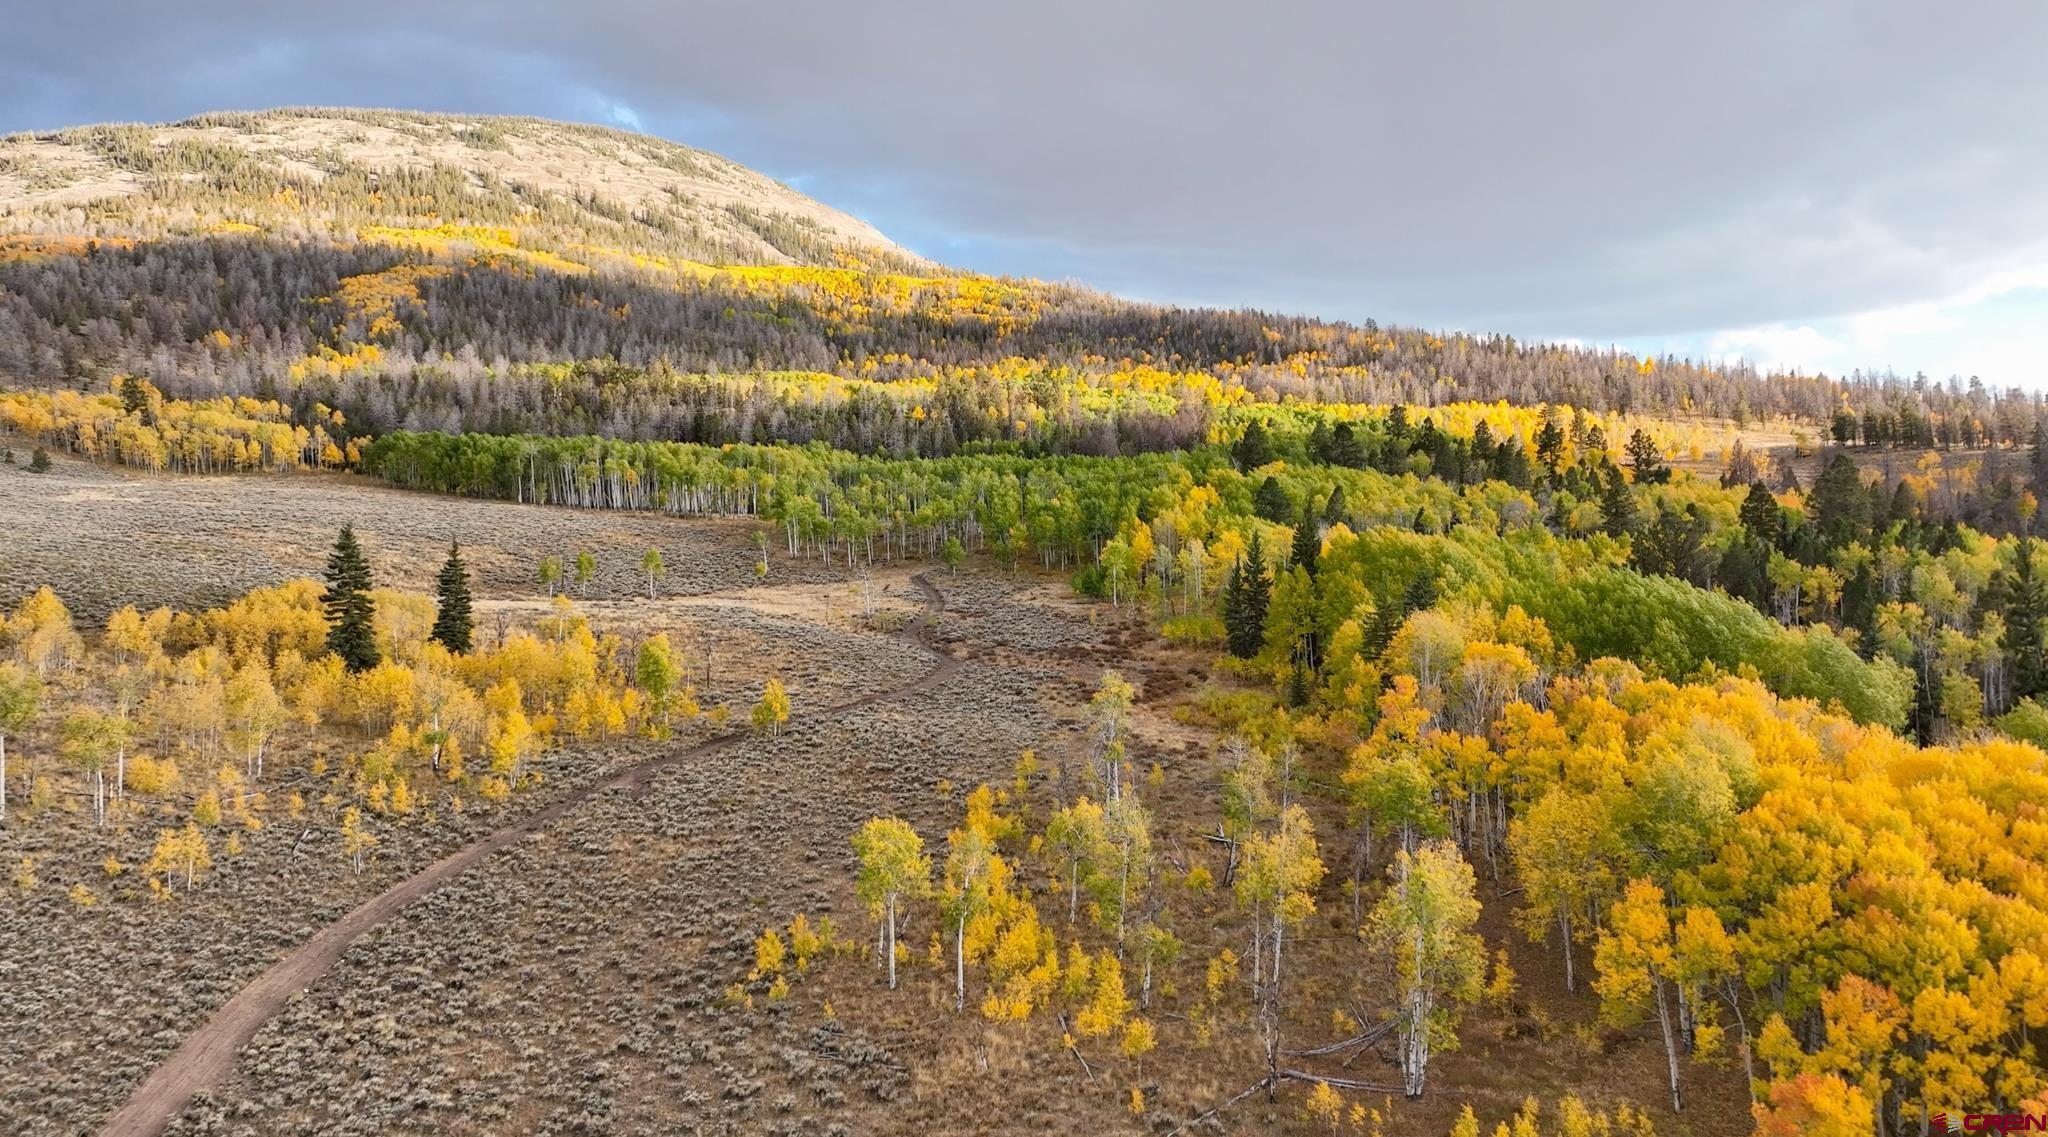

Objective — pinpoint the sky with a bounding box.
[4,1,2046,385]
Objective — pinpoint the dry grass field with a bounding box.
[0,445,850,620]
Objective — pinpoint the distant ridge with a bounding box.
[0,107,919,269]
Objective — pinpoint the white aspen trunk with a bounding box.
[1654,976,1683,1112]
[1248,916,1263,997]
[954,915,967,1012]
[1404,983,1429,1097]
[1271,913,1285,987]
[1116,856,1129,951]
[1559,907,1576,993]
[1405,921,1429,1097]
[1,732,8,821]
[885,896,899,990]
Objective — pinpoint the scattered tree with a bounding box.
[323,525,380,672]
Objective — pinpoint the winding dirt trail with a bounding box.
[96,575,958,1137]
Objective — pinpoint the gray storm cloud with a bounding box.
[4,0,2045,342]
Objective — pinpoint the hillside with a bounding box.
[0,108,915,267]
[2,108,2021,455]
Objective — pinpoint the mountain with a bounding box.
[0,109,2032,456]
[0,108,915,268]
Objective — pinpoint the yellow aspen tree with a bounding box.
[751,677,790,737]
[223,660,286,781]
[1045,797,1109,923]
[943,824,998,1012]
[852,816,932,990]
[635,633,680,737]
[640,548,665,598]
[1372,840,1484,1099]
[484,678,533,785]
[0,662,42,823]
[339,806,376,873]
[1594,879,1684,1113]
[58,709,126,829]
[9,587,82,674]
[147,823,210,892]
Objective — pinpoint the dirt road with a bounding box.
[94,575,958,1137]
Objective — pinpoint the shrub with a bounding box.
[1161,614,1224,646]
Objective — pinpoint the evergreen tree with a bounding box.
[1885,480,1918,529]
[1328,422,1365,468]
[1400,570,1438,616]
[1599,466,1639,537]
[1581,421,1609,456]
[121,376,152,418]
[1909,647,1938,746]
[1534,408,1566,476]
[1469,420,1496,469]
[1810,454,1871,548]
[1224,534,1271,659]
[1286,663,1311,708]
[1290,506,1321,577]
[2007,538,2048,700]
[1739,480,1782,548]
[323,525,380,672]
[1842,561,1879,651]
[1631,505,1710,586]
[1321,484,1348,526]
[1381,406,1416,473]
[431,540,474,654]
[1252,475,1294,523]
[1220,558,1247,652]
[1387,405,1412,446]
[1492,439,1531,488]
[1232,420,1274,472]
[1306,419,1334,464]
[1717,538,1769,608]
[1625,429,1670,485]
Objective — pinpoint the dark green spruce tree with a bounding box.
[1625,429,1671,485]
[1810,454,1871,549]
[2006,537,2048,701]
[1321,484,1348,526]
[1400,570,1438,617]
[1253,475,1294,523]
[1599,466,1639,537]
[431,540,474,654]
[1223,533,1271,659]
[1739,480,1782,548]
[1232,420,1274,472]
[324,525,380,672]
[1291,506,1321,577]
[1327,422,1365,468]
[1306,419,1334,464]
